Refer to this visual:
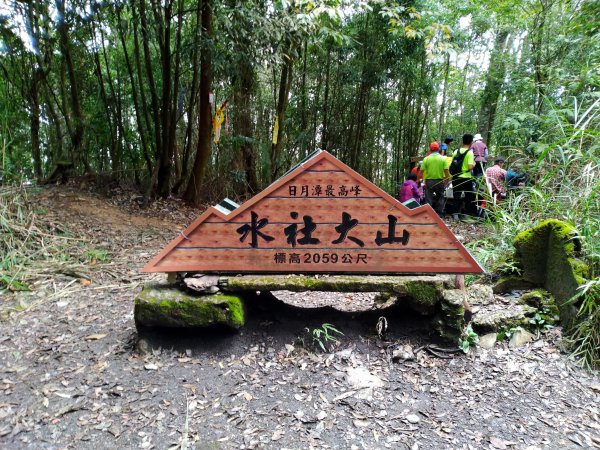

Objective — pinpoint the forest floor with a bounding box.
[1,184,599,450]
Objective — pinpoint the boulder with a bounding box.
[402,279,443,315]
[436,289,465,341]
[134,283,244,329]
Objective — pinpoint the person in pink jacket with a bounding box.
[398,173,422,203]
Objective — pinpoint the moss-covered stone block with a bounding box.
[513,219,589,329]
[135,283,244,329]
[219,274,452,294]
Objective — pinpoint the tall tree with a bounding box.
[184,0,213,205]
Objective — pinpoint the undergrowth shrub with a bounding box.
[0,185,99,294]
[471,95,600,369]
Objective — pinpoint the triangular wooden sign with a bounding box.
[143,151,484,274]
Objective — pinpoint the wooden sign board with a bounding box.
[143,151,484,274]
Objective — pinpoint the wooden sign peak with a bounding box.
[142,151,484,274]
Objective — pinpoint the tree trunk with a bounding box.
[156,0,174,197]
[233,58,259,195]
[437,51,450,142]
[30,67,42,180]
[56,0,88,172]
[183,0,213,205]
[270,46,294,182]
[116,5,152,175]
[320,47,331,150]
[478,29,511,145]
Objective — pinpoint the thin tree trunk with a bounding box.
[116,5,152,174]
[30,69,42,180]
[478,30,511,145]
[56,0,88,172]
[270,44,294,182]
[137,0,162,165]
[156,0,174,197]
[437,51,450,142]
[320,46,331,150]
[183,0,213,205]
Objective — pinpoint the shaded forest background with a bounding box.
[0,0,598,204]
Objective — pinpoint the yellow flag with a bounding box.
[213,107,225,143]
[272,116,279,145]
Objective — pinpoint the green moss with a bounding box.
[570,259,589,285]
[134,284,245,329]
[225,295,245,328]
[404,280,440,315]
[222,274,446,293]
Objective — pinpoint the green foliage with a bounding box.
[83,249,109,263]
[528,311,554,334]
[300,323,344,352]
[566,278,600,371]
[459,326,479,353]
[496,326,522,342]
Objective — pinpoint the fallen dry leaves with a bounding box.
[0,185,598,449]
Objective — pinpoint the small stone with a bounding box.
[406,414,420,424]
[346,367,384,390]
[508,329,534,348]
[478,333,497,349]
[144,363,158,371]
[392,345,415,361]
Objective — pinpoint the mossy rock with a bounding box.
[403,279,443,315]
[472,305,536,333]
[519,289,559,315]
[493,276,535,294]
[135,283,244,329]
[513,219,588,329]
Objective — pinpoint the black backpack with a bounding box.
[450,149,468,178]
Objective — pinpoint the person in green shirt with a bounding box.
[421,142,450,217]
[451,134,476,220]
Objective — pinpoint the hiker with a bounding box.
[507,166,529,188]
[485,157,507,201]
[410,161,423,183]
[441,135,454,156]
[398,173,422,203]
[421,142,450,217]
[450,134,476,220]
[471,133,488,177]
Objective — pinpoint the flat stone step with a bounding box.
[219,274,454,293]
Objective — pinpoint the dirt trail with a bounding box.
[0,186,599,450]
